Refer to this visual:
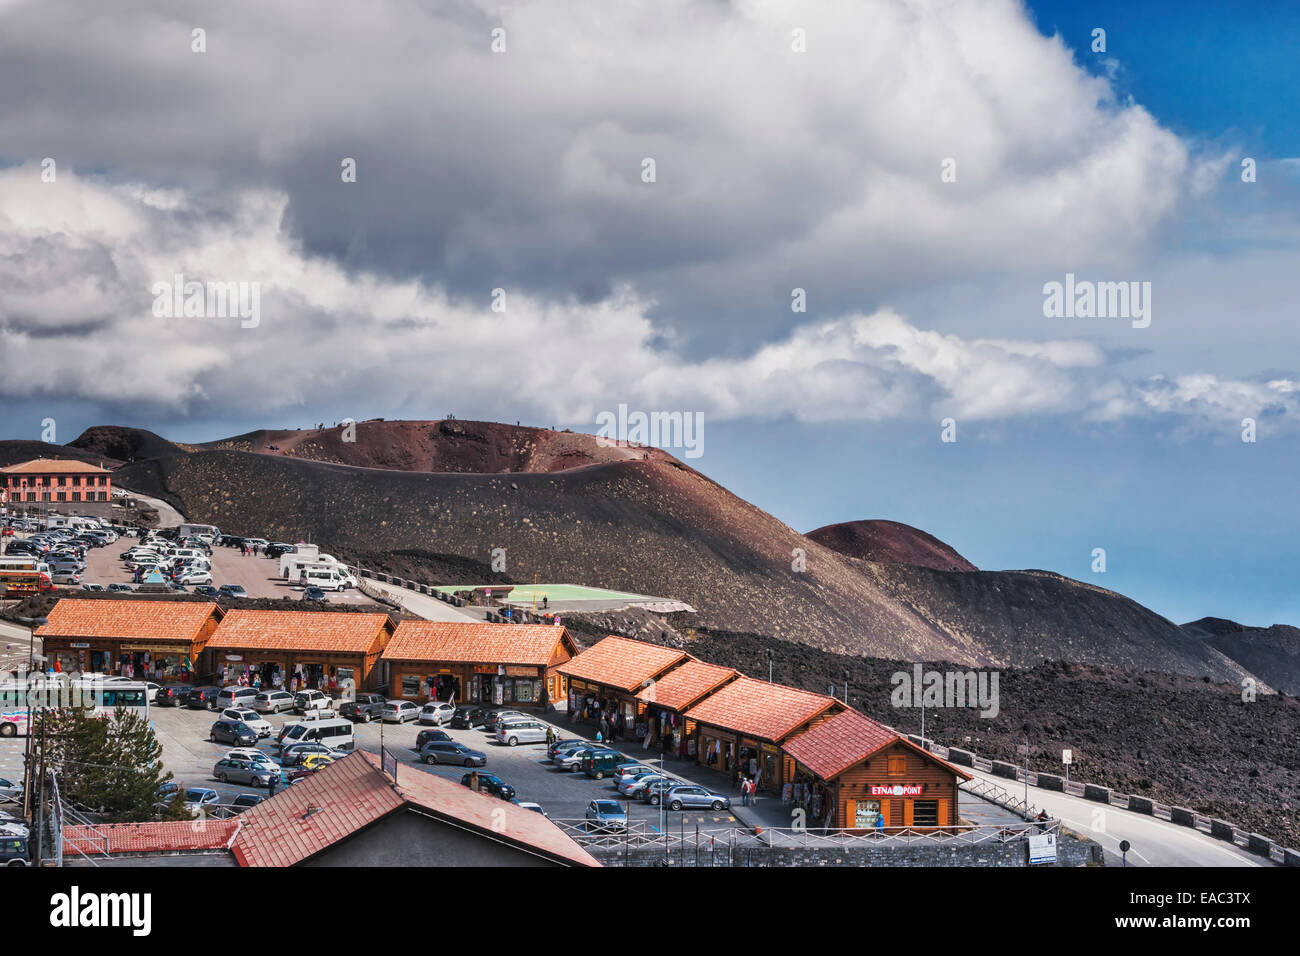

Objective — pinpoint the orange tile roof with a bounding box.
[1,458,109,474]
[781,708,902,780]
[232,750,599,867]
[555,636,687,692]
[635,659,736,711]
[207,610,392,654]
[383,621,572,667]
[683,675,839,742]
[63,820,241,856]
[35,598,222,643]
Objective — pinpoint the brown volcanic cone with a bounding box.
[807,519,977,572]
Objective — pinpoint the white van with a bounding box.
[279,717,354,751]
[300,565,356,591]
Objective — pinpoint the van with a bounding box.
[580,749,627,780]
[300,565,357,591]
[278,717,354,752]
[216,686,260,711]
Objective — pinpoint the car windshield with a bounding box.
[184,789,209,802]
[595,801,622,813]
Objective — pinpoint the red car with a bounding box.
[0,528,14,536]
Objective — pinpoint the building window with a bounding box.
[57,476,65,486]
[56,492,67,502]
[42,493,51,502]
[400,675,421,698]
[71,492,81,502]
[912,800,940,827]
[855,800,882,828]
[887,755,906,776]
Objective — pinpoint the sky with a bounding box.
[0,0,1297,627]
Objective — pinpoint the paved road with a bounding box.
[965,767,1270,867]
[361,578,480,622]
[115,487,184,528]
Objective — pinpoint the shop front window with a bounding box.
[514,679,537,703]
[912,800,939,827]
[855,800,882,829]
[401,675,421,698]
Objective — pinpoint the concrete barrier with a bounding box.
[1083,784,1111,803]
[1283,847,1300,867]
[1210,819,1236,841]
[991,760,1018,780]
[1246,833,1273,856]
[1127,796,1154,815]
[946,748,974,767]
[1036,773,1064,792]
[1169,807,1196,827]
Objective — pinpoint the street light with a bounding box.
[766,649,773,684]
[1022,721,1031,816]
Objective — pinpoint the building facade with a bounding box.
[1,458,113,518]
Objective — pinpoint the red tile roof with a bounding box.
[383,621,573,667]
[635,659,735,711]
[63,820,241,856]
[683,675,839,742]
[206,610,392,654]
[2,458,109,474]
[555,636,687,692]
[36,598,222,643]
[231,751,598,867]
[780,709,900,780]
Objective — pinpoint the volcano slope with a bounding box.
[111,427,1253,684]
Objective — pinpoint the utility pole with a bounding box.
[1022,722,1031,817]
[766,650,773,684]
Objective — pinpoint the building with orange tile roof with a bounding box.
[555,635,690,735]
[1,458,113,518]
[683,675,843,793]
[381,620,578,709]
[781,709,973,831]
[633,659,738,753]
[231,750,599,868]
[203,609,395,692]
[35,598,223,680]
[63,820,242,863]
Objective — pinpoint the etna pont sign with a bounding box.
[871,784,925,796]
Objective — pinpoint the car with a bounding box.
[218,584,248,598]
[50,570,81,585]
[224,748,279,767]
[285,765,321,783]
[418,701,455,726]
[459,771,515,801]
[637,778,679,805]
[154,781,179,806]
[212,757,278,787]
[617,769,665,796]
[298,753,336,771]
[450,706,486,730]
[230,793,265,812]
[301,585,328,602]
[242,538,269,550]
[585,799,628,832]
[185,686,223,710]
[106,583,133,593]
[663,785,731,812]
[193,584,220,597]
[548,737,589,760]
[380,700,419,723]
[485,709,527,729]
[293,689,333,715]
[495,718,550,747]
[414,728,452,750]
[581,749,631,779]
[553,744,601,772]
[253,690,295,714]
[513,801,548,817]
[79,582,105,592]
[264,543,295,559]
[419,741,487,766]
[209,719,258,747]
[280,742,347,766]
[169,582,188,592]
[175,570,213,585]
[339,693,386,722]
[154,684,194,707]
[614,764,657,785]
[182,788,220,815]
[220,708,272,737]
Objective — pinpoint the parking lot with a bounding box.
[0,701,742,832]
[77,540,374,606]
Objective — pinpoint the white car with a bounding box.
[176,570,214,585]
[224,747,279,767]
[221,708,272,737]
[253,690,295,714]
[418,701,455,726]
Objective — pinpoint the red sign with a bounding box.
[871,784,925,796]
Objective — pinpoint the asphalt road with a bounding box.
[964,767,1271,867]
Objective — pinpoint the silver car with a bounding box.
[495,718,549,747]
[663,785,731,812]
[553,744,600,772]
[418,701,455,726]
[380,700,420,723]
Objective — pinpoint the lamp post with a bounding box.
[766,649,772,683]
[1022,722,1031,817]
[842,669,849,704]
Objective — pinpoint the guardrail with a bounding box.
[905,732,1298,866]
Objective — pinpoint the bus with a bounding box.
[0,568,53,596]
[0,680,150,737]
